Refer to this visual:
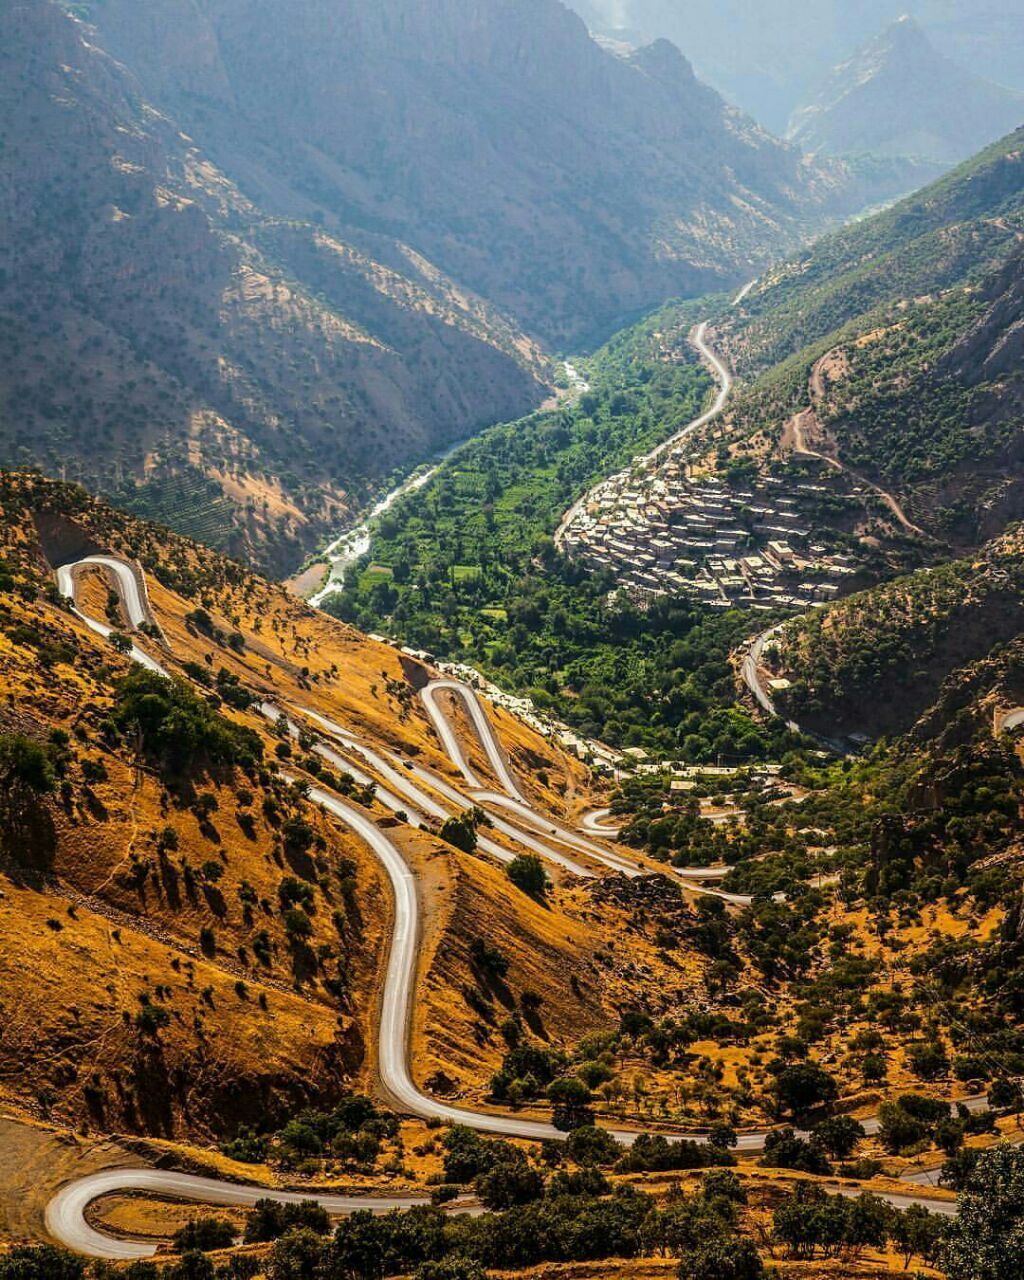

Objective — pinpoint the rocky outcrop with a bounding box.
[943,248,1024,386]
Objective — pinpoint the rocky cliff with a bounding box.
[0,0,550,575]
[75,0,861,346]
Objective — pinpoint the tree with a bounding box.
[890,1204,944,1271]
[760,1127,830,1175]
[439,812,477,855]
[707,1122,738,1151]
[172,1218,235,1253]
[244,1199,330,1244]
[677,1237,763,1280]
[166,1254,215,1280]
[267,1229,328,1280]
[944,1145,1024,1279]
[771,1061,837,1117]
[507,853,548,898]
[415,1262,486,1280]
[811,1115,865,1161]
[0,733,56,861]
[565,1124,620,1167]
[989,1078,1023,1114]
[907,1040,949,1081]
[474,1157,544,1209]
[0,1246,84,1280]
[547,1077,592,1130]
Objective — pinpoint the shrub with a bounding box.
[172,1218,235,1253]
[111,670,262,775]
[506,853,548,897]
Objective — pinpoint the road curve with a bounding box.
[555,290,751,553]
[580,808,621,837]
[48,555,969,1255]
[45,1167,433,1261]
[56,556,167,677]
[421,680,526,801]
[418,679,768,904]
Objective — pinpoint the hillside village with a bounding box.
[559,454,870,610]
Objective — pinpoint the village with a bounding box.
[558,445,870,611]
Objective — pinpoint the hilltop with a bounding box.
[570,0,1024,133]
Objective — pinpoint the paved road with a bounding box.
[47,555,972,1256]
[421,680,764,901]
[45,1167,435,1261]
[740,624,793,727]
[421,680,526,801]
[553,285,753,553]
[996,707,1024,735]
[56,556,167,676]
[580,808,621,837]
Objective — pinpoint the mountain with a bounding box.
[788,16,1024,167]
[712,127,1024,547]
[0,0,551,576]
[571,1,1024,134]
[70,0,868,350]
[765,525,1024,739]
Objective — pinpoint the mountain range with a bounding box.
[1,0,555,575]
[3,0,906,575]
[788,16,1024,167]
[572,0,1024,134]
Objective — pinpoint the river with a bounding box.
[309,361,589,607]
[308,438,470,607]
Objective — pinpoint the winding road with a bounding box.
[554,297,747,553]
[44,318,977,1255]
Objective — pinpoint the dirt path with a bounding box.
[785,351,929,539]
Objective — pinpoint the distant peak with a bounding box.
[880,13,929,47]
[630,37,697,83]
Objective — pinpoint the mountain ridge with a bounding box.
[0,0,552,576]
[788,15,1024,167]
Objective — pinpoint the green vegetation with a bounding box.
[734,127,1024,377]
[171,1219,236,1254]
[108,669,264,776]
[506,853,548,898]
[774,532,1024,736]
[326,306,799,761]
[0,732,60,868]
[219,1094,396,1175]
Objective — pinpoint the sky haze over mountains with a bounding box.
[572,0,1024,134]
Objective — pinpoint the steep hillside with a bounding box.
[3,469,716,1156]
[788,16,1024,168]
[724,126,1024,374]
[762,527,1024,739]
[72,0,879,348]
[707,129,1024,546]
[0,0,549,576]
[0,474,534,1135]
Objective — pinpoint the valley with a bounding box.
[2,510,1009,1267]
[3,5,1024,1278]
